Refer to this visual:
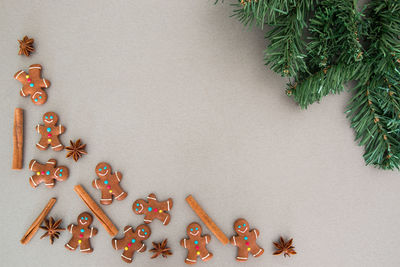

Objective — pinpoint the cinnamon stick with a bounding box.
[12,108,24,169]
[20,197,56,244]
[74,184,118,236]
[185,195,229,245]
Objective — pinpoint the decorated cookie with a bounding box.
[230,218,264,262]
[36,112,65,151]
[180,222,213,264]
[28,159,69,188]
[112,224,151,263]
[92,162,127,205]
[65,212,98,253]
[14,64,50,105]
[133,193,173,225]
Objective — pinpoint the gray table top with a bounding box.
[1,0,399,266]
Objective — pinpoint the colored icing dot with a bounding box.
[98,168,102,171]
[25,75,29,78]
[59,174,62,177]
[243,224,246,227]
[246,242,249,246]
[80,229,84,232]
[104,167,107,169]
[194,241,198,244]
[148,207,152,212]
[197,251,200,255]
[247,248,251,251]
[191,229,193,232]
[154,208,158,212]
[128,243,131,247]
[30,83,34,87]
[27,78,31,82]
[135,208,138,211]
[195,246,199,250]
[47,134,52,137]
[131,239,136,243]
[39,96,42,99]
[50,116,53,119]
[136,203,139,206]
[46,171,50,175]
[60,169,63,172]
[36,172,40,175]
[34,99,38,102]
[109,190,112,193]
[244,237,248,240]
[79,234,83,238]
[142,229,144,232]
[81,217,84,220]
[78,240,82,244]
[47,128,51,132]
[159,210,163,213]
[48,139,51,143]
[145,232,147,235]
[41,172,45,175]
[124,247,128,251]
[107,185,111,189]
[104,180,108,184]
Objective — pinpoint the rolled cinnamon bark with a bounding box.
[74,184,118,236]
[186,194,229,245]
[12,108,24,169]
[20,197,56,244]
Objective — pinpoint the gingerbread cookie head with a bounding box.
[43,112,58,126]
[133,199,147,215]
[234,218,249,236]
[136,224,151,241]
[77,212,93,227]
[95,162,111,177]
[187,222,202,237]
[54,165,69,181]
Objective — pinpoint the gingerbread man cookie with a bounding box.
[36,112,65,151]
[65,212,98,253]
[29,159,69,188]
[111,224,151,263]
[180,222,213,264]
[92,162,127,205]
[230,218,264,261]
[14,64,50,105]
[132,193,173,225]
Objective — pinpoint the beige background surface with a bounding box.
[1,0,399,266]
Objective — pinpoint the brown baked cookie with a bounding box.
[29,159,69,188]
[36,112,65,151]
[133,193,173,225]
[230,218,264,262]
[180,222,213,264]
[111,224,151,263]
[65,212,98,253]
[14,64,50,105]
[92,162,127,205]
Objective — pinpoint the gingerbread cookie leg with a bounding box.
[65,238,78,251]
[36,136,49,150]
[236,248,248,262]
[50,135,64,151]
[121,249,134,263]
[112,185,127,201]
[200,248,213,262]
[251,245,264,258]
[159,198,173,212]
[100,191,113,205]
[29,174,41,188]
[79,239,93,253]
[157,212,171,225]
[185,250,197,265]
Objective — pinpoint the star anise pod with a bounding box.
[18,36,35,56]
[40,217,65,244]
[149,239,173,259]
[273,237,297,257]
[65,139,87,162]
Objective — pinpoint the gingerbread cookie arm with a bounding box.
[138,242,147,252]
[180,238,187,248]
[230,235,238,246]
[146,193,157,205]
[46,159,57,166]
[38,78,51,89]
[252,229,260,239]
[115,171,122,182]
[204,234,211,244]
[67,224,74,233]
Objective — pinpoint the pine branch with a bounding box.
[288,0,364,108]
[346,0,400,169]
[264,0,313,77]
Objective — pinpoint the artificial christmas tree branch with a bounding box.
[217,0,400,169]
